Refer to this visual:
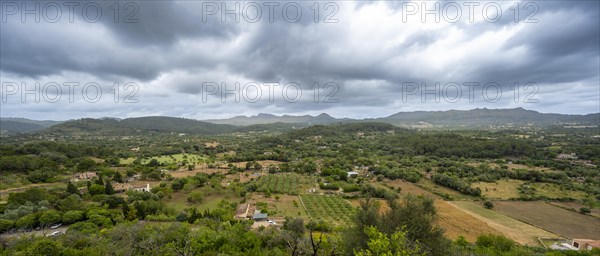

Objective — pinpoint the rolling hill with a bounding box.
[0,118,64,135]
[43,116,236,136]
[2,108,598,137]
[378,108,600,128]
[204,113,348,126]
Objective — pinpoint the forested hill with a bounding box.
[41,117,237,136]
[2,108,598,136]
[378,108,600,128]
[0,118,63,136]
[204,108,599,128]
[204,113,346,126]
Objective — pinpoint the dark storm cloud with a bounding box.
[97,1,239,47]
[0,1,239,81]
[0,21,166,80]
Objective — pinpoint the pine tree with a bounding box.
[114,171,124,183]
[122,203,130,218]
[105,181,115,195]
[66,181,80,195]
[134,202,146,219]
[95,176,104,186]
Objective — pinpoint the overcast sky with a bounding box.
[1,0,598,120]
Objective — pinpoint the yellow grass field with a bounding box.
[449,201,559,246]
[435,200,498,242]
[529,183,588,200]
[472,179,524,200]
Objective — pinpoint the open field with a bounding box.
[120,153,206,165]
[346,193,501,242]
[225,171,267,184]
[383,180,438,198]
[472,179,524,200]
[528,183,588,200]
[227,160,284,169]
[548,201,600,218]
[255,173,316,195]
[168,166,229,178]
[449,201,559,246]
[492,201,600,240]
[165,186,243,212]
[434,200,498,242]
[300,195,355,226]
[247,193,309,218]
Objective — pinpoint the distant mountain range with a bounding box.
[377,108,600,128]
[1,108,598,136]
[39,117,236,136]
[0,118,64,136]
[204,108,599,128]
[204,113,350,126]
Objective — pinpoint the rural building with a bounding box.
[109,183,151,193]
[556,153,577,160]
[252,213,268,221]
[346,171,359,178]
[133,184,151,192]
[571,239,600,251]
[112,183,133,193]
[72,172,97,181]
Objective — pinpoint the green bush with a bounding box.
[476,234,515,252]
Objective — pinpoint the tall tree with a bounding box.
[105,181,115,195]
[66,181,80,195]
[345,195,450,256]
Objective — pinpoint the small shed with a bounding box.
[252,213,268,221]
[347,171,359,178]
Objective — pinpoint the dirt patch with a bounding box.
[204,141,220,148]
[493,201,600,240]
[548,202,600,218]
[384,180,438,198]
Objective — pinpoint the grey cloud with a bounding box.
[1,1,598,119]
